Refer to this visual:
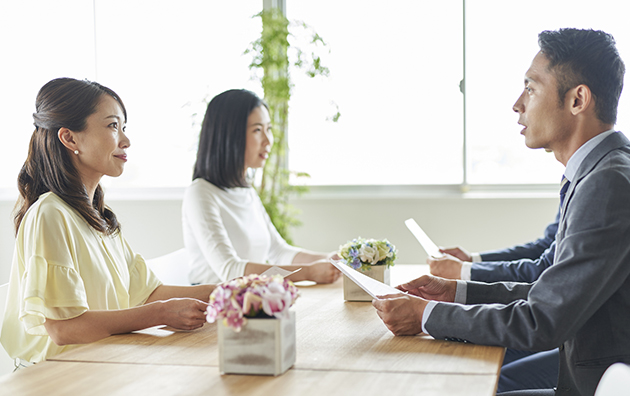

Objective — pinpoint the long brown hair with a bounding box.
[14,78,127,235]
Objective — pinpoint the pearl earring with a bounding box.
[74,150,79,155]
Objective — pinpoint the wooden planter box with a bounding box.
[343,265,391,301]
[217,310,296,376]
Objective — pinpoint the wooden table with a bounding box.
[0,265,504,395]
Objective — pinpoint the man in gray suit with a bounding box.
[373,28,628,396]
[432,213,561,393]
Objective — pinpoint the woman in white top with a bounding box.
[0,78,214,363]
[183,89,340,284]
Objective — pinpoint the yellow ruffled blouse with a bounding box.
[0,192,162,363]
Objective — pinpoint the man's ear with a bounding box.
[568,84,593,116]
[58,127,78,152]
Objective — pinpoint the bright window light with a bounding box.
[465,0,630,184]
[287,0,464,185]
[2,1,629,191]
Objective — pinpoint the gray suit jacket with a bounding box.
[425,132,630,396]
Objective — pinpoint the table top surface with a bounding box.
[0,264,504,395]
[0,361,501,396]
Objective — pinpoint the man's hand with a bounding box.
[396,275,457,302]
[428,254,465,280]
[372,293,428,336]
[439,246,472,262]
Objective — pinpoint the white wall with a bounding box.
[0,193,559,284]
[1,201,14,284]
[291,195,559,263]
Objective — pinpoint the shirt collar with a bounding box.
[564,129,616,182]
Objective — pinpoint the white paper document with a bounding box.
[404,218,443,258]
[132,325,174,337]
[260,266,302,278]
[330,259,402,298]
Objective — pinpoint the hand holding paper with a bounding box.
[330,259,402,298]
[372,292,428,336]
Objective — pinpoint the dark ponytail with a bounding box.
[14,78,126,236]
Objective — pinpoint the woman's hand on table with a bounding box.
[44,297,210,346]
[328,252,341,261]
[305,260,341,284]
[159,298,209,331]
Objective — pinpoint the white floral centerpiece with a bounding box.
[338,238,397,301]
[338,238,397,270]
[206,274,298,375]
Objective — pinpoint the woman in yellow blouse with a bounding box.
[0,78,214,363]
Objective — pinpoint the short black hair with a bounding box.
[193,89,267,189]
[538,28,625,125]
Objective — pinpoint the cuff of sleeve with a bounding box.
[276,246,302,266]
[454,280,467,304]
[223,259,250,282]
[471,252,482,262]
[421,300,438,334]
[460,262,472,281]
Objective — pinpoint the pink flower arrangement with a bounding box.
[206,274,299,332]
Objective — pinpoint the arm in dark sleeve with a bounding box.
[466,280,532,304]
[425,167,630,352]
[479,206,560,262]
[471,242,555,283]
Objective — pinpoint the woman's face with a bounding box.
[72,94,130,185]
[244,105,273,170]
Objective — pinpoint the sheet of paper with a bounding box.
[405,218,443,258]
[330,259,402,298]
[132,325,174,337]
[260,266,302,278]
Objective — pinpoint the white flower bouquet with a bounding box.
[338,238,397,271]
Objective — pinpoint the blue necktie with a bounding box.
[560,175,570,209]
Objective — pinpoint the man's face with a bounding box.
[513,51,573,152]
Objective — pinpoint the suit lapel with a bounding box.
[561,132,630,218]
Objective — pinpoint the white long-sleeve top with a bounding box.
[182,178,302,284]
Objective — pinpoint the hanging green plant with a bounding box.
[245,9,337,244]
